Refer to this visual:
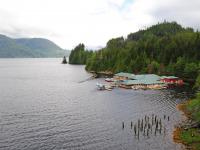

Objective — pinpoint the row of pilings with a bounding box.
[122,114,170,139]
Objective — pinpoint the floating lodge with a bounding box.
[98,72,183,90]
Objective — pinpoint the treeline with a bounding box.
[69,21,200,81]
[69,43,93,64]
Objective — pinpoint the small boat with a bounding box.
[96,83,106,90]
[105,78,114,82]
[105,85,113,91]
[106,88,112,91]
[132,86,139,90]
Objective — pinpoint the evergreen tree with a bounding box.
[69,22,200,83]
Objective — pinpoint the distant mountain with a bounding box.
[0,34,70,58]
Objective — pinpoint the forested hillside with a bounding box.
[82,22,200,81]
[69,43,93,64]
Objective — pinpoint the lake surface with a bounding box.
[0,58,192,150]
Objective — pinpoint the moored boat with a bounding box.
[96,83,114,91]
[105,78,114,82]
[96,83,106,90]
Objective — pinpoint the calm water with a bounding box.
[0,58,192,150]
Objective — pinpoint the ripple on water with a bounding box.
[0,58,192,150]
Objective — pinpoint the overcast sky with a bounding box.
[0,0,200,49]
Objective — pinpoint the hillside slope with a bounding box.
[0,34,69,58]
[84,21,200,81]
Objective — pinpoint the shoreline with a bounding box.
[173,100,200,150]
[173,101,190,148]
[88,71,113,78]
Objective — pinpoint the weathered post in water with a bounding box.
[137,126,140,139]
[122,122,124,129]
[148,123,151,130]
[164,126,166,135]
[154,126,157,136]
[159,119,162,130]
[131,121,133,129]
[138,119,140,129]
[141,119,143,131]
[134,125,137,135]
[156,120,159,130]
[152,114,154,125]
[145,115,147,123]
[143,128,146,136]
[147,128,149,137]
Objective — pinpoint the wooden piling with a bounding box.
[134,125,137,135]
[159,119,162,130]
[141,119,143,126]
[144,122,147,130]
[143,128,146,136]
[152,115,154,125]
[148,123,151,130]
[154,127,157,136]
[138,119,140,129]
[147,129,149,137]
[156,120,158,130]
[131,121,133,129]
[164,126,166,135]
[141,119,143,132]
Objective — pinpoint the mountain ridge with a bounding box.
[0,34,70,58]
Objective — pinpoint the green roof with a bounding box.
[121,74,162,85]
[122,80,142,85]
[114,72,135,79]
[133,74,161,81]
[115,73,169,85]
[160,76,178,79]
[122,79,163,85]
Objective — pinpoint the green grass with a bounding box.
[187,95,200,122]
[179,93,200,150]
[180,128,200,150]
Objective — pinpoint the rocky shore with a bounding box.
[173,100,200,150]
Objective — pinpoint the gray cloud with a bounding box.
[0,10,61,39]
[0,0,199,49]
[0,24,62,40]
[150,0,200,29]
